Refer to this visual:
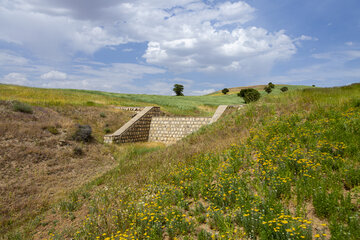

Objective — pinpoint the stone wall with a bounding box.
[104,105,239,144]
[148,117,211,144]
[104,106,160,143]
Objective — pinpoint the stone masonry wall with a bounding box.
[148,117,211,144]
[104,106,160,143]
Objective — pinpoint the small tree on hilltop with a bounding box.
[280,86,288,92]
[222,88,229,95]
[268,82,275,88]
[238,88,261,104]
[173,84,184,96]
[264,86,272,94]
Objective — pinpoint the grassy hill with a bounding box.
[2,83,360,240]
[209,84,311,96]
[0,84,310,116]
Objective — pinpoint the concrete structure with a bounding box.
[104,106,160,143]
[105,105,241,144]
[148,117,211,144]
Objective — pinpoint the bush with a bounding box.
[12,101,33,114]
[104,127,111,134]
[238,88,261,103]
[268,82,275,88]
[99,112,106,118]
[280,86,289,92]
[47,126,59,135]
[222,88,229,95]
[264,86,272,94]
[72,124,92,142]
[173,84,184,96]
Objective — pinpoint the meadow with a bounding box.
[0,84,309,116]
[3,83,358,239]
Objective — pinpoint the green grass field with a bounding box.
[0,84,310,116]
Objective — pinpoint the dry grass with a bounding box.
[0,101,132,235]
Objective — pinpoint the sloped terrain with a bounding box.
[24,84,359,240]
[0,101,133,235]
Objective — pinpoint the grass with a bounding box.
[0,84,241,116]
[4,83,359,239]
[2,83,359,240]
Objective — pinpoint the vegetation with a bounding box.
[268,82,275,89]
[0,84,244,116]
[12,100,33,114]
[222,88,229,95]
[2,83,360,240]
[280,86,289,92]
[72,124,92,142]
[264,86,272,94]
[238,88,261,103]
[173,84,184,96]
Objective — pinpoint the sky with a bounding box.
[0,0,359,95]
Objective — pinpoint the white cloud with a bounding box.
[0,52,28,66]
[345,41,354,46]
[190,88,215,96]
[41,70,67,80]
[0,0,298,75]
[2,72,29,85]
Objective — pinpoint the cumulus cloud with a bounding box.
[190,89,215,96]
[41,70,67,80]
[0,0,298,74]
[2,72,29,85]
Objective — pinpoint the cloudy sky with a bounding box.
[0,0,359,95]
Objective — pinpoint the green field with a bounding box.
[0,84,310,116]
[2,83,360,240]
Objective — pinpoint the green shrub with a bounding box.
[280,87,288,92]
[238,88,261,103]
[264,86,272,94]
[47,126,59,135]
[99,112,106,118]
[12,101,33,114]
[72,124,92,142]
[104,127,111,134]
[268,82,275,88]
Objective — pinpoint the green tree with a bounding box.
[222,88,229,95]
[238,88,261,103]
[173,84,184,96]
[280,86,288,92]
[264,86,272,94]
[268,82,275,88]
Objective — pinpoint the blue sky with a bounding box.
[0,0,359,95]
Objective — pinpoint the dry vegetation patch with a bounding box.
[0,101,132,234]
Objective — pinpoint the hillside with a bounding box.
[1,83,360,240]
[208,84,311,96]
[0,84,241,117]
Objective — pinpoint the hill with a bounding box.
[1,83,360,240]
[208,84,311,96]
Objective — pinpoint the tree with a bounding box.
[268,82,275,88]
[222,88,229,95]
[264,86,272,94]
[238,88,261,103]
[312,85,316,87]
[280,86,288,92]
[173,84,184,96]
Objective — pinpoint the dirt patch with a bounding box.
[0,101,132,234]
